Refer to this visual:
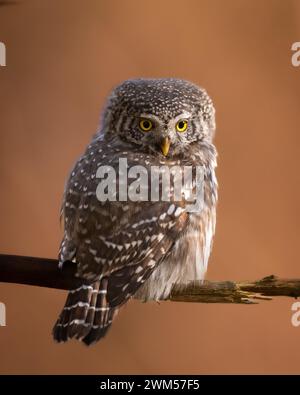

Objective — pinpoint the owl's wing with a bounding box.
[102,202,188,306]
[59,145,189,306]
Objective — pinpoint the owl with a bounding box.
[53,78,218,345]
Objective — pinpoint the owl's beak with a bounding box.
[161,137,170,156]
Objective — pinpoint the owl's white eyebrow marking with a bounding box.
[167,111,192,128]
[139,113,163,125]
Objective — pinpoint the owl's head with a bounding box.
[102,78,215,157]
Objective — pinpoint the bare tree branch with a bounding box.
[0,254,81,290]
[170,276,300,304]
[0,254,299,303]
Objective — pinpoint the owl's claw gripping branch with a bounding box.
[0,254,299,304]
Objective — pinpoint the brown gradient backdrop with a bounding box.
[0,0,300,374]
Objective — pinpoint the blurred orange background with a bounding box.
[0,0,300,374]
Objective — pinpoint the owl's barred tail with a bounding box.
[52,278,118,345]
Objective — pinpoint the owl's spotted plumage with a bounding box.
[53,78,218,345]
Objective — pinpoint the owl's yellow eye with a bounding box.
[176,119,188,133]
[139,119,153,132]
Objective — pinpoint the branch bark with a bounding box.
[0,254,299,304]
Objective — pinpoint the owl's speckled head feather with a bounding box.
[101,78,216,157]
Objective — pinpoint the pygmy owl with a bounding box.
[53,78,218,345]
